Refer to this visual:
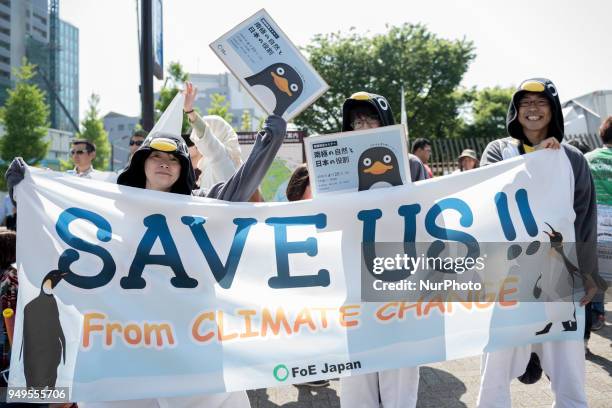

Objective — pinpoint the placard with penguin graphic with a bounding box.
[210,9,329,121]
[305,125,412,196]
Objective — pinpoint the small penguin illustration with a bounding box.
[357,147,403,191]
[245,63,303,116]
[20,269,68,388]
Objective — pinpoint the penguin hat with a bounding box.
[357,146,403,191]
[507,78,564,144]
[245,63,303,116]
[117,93,195,195]
[342,91,395,131]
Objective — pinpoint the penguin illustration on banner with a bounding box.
[20,269,68,388]
[245,63,303,116]
[506,222,578,337]
[357,146,403,191]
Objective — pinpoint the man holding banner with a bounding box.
[477,78,607,408]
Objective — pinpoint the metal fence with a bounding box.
[234,131,603,177]
[428,136,498,176]
[427,133,603,176]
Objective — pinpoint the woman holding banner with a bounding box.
[5,92,286,407]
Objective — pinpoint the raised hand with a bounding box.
[183,81,197,113]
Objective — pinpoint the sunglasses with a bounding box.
[70,149,89,155]
[130,140,144,146]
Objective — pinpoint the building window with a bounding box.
[118,124,125,131]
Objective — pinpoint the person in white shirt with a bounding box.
[66,139,117,182]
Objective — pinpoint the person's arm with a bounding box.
[195,115,286,202]
[189,114,238,172]
[5,157,27,205]
[183,81,238,182]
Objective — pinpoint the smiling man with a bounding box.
[477,78,608,408]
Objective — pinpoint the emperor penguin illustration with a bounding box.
[517,223,578,336]
[357,147,403,191]
[20,269,68,388]
[244,63,303,116]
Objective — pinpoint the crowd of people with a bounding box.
[0,77,610,407]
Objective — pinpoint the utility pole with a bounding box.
[49,0,59,129]
[140,0,154,131]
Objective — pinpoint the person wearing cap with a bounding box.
[5,92,286,408]
[339,91,425,408]
[476,78,607,408]
[182,82,244,191]
[454,149,480,173]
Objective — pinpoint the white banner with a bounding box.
[9,150,584,402]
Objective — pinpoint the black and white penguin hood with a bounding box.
[117,133,195,195]
[342,91,395,131]
[507,78,564,144]
[117,92,195,195]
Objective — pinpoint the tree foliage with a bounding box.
[294,24,475,138]
[459,86,514,139]
[0,60,50,166]
[155,61,190,133]
[240,110,252,131]
[207,93,233,124]
[79,93,111,170]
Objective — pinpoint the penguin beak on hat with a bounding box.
[364,161,393,175]
[271,72,292,96]
[520,80,545,93]
[150,138,179,152]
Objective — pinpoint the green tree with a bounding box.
[155,61,190,133]
[0,59,49,189]
[459,86,514,139]
[207,93,233,124]
[295,24,475,138]
[79,93,111,170]
[240,110,252,131]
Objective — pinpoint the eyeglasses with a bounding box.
[70,149,89,155]
[130,140,144,146]
[518,99,549,108]
[351,116,380,129]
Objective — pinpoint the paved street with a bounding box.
[248,303,612,407]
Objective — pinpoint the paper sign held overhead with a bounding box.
[210,9,329,121]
